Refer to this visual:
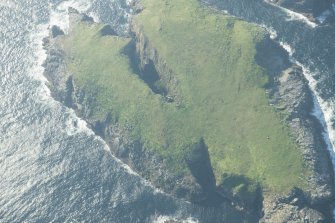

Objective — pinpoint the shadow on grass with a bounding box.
[122,40,168,96]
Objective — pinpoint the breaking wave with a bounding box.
[264,0,318,28]
[152,215,199,223]
[278,41,335,165]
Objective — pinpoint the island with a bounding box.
[43,0,335,222]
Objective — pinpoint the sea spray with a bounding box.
[28,0,95,134]
[260,24,278,39]
[152,215,199,223]
[49,0,96,34]
[264,0,318,28]
[28,23,50,102]
[32,0,171,197]
[278,41,335,165]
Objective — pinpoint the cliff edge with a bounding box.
[42,1,335,222]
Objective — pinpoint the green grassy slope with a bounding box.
[64,0,309,195]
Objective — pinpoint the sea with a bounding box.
[0,0,334,222]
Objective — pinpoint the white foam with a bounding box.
[27,0,153,186]
[260,25,278,39]
[27,0,101,137]
[49,0,95,34]
[46,0,128,138]
[106,141,166,194]
[279,41,295,57]
[284,10,317,28]
[278,41,335,167]
[126,0,134,5]
[26,0,198,206]
[0,1,17,8]
[28,23,51,101]
[300,65,335,166]
[152,216,199,223]
[265,0,317,28]
[28,0,96,101]
[64,110,94,136]
[278,40,335,220]
[29,0,100,103]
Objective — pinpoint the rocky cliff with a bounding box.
[130,15,335,221]
[255,36,334,222]
[43,8,260,223]
[42,4,335,223]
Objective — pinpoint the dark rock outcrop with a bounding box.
[255,35,335,222]
[100,25,117,36]
[51,25,64,38]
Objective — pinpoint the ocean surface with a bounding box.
[0,0,334,222]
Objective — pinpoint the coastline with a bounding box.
[255,36,335,221]
[42,4,335,222]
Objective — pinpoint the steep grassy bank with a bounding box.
[62,0,310,198]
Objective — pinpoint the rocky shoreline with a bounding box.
[42,5,335,223]
[255,36,335,222]
[268,0,335,23]
[43,8,202,201]
[43,9,260,222]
